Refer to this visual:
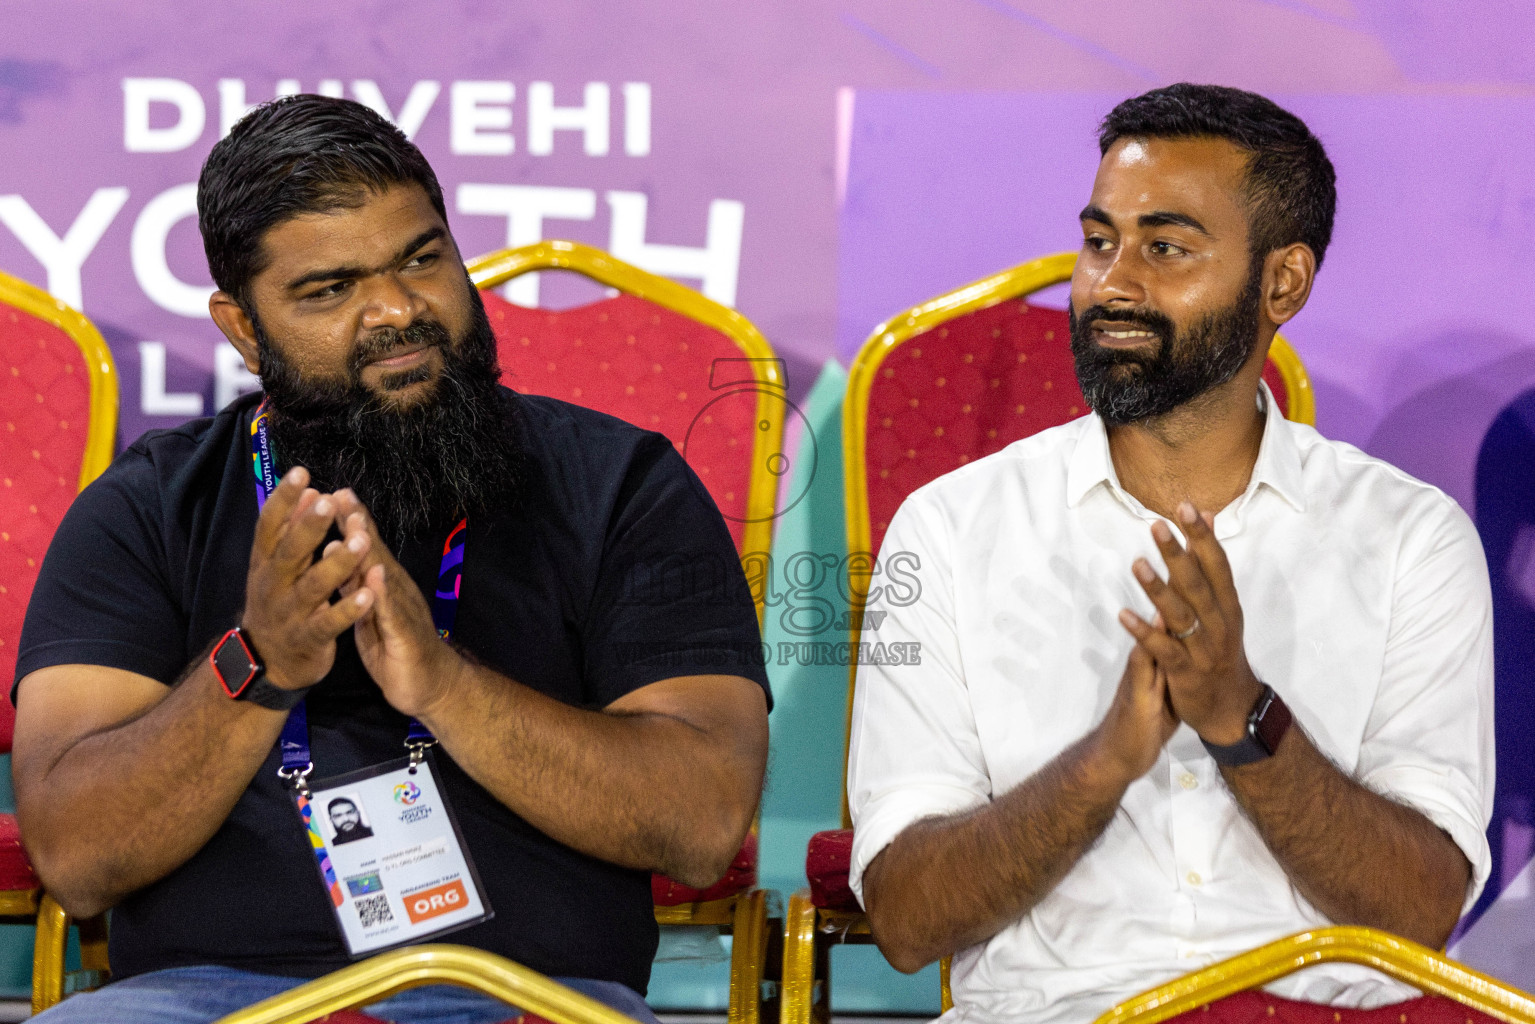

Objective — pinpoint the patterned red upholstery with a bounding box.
[483,290,763,552]
[1261,358,1289,422]
[305,1006,557,1022]
[1165,989,1499,1024]
[304,1012,527,1023]
[804,829,857,911]
[0,302,94,754]
[863,301,1084,557]
[0,813,39,891]
[862,300,1294,557]
[651,832,758,906]
[483,289,770,918]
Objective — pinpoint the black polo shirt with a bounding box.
[15,389,770,992]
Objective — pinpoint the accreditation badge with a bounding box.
[291,751,493,957]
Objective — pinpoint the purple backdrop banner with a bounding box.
[9,1,1535,443]
[5,0,1535,1006]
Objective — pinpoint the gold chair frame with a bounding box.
[211,944,643,1024]
[0,269,118,1013]
[1093,926,1535,1024]
[782,251,1315,1024]
[468,241,784,1024]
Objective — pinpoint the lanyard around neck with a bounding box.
[249,401,465,789]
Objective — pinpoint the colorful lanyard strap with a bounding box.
[249,401,466,790]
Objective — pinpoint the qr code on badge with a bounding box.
[354,893,393,928]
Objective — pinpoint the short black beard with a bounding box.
[255,287,524,549]
[1068,264,1262,427]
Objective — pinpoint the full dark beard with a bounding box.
[1068,266,1262,427]
[256,287,524,549]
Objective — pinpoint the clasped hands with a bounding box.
[1097,502,1264,782]
[238,466,460,719]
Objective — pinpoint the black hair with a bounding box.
[197,94,448,307]
[1098,83,1336,268]
[327,798,358,815]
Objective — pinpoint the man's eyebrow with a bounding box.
[393,226,447,265]
[1078,206,1211,237]
[1138,211,1210,235]
[283,226,448,293]
[286,261,368,293]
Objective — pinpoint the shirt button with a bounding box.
[1179,772,1198,790]
[1186,871,1203,886]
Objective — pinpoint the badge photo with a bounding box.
[323,791,375,846]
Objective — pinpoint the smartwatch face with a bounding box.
[213,631,259,698]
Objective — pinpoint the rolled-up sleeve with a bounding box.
[1354,496,1495,913]
[846,489,991,903]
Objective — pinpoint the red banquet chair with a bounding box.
[0,267,117,1012]
[467,240,786,1024]
[781,251,1315,1023]
[207,945,639,1024]
[1093,927,1535,1024]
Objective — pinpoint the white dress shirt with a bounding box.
[847,385,1495,1024]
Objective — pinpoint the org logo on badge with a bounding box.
[393,781,421,806]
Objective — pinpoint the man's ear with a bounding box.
[208,292,262,375]
[1262,243,1317,328]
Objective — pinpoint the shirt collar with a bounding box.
[1247,380,1307,512]
[1065,409,1117,508]
[1064,381,1307,513]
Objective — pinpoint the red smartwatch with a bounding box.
[209,627,310,711]
[1201,684,1292,767]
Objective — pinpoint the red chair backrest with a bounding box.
[0,303,97,750]
[1170,989,1502,1024]
[862,300,1293,557]
[482,289,761,553]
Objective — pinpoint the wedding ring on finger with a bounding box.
[1173,618,1202,641]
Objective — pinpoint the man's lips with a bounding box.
[1090,320,1160,348]
[364,345,433,369]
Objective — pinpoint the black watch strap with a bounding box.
[239,674,311,711]
[1201,684,1292,767]
[210,627,310,711]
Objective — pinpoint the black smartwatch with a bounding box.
[1201,683,1292,767]
[210,627,310,711]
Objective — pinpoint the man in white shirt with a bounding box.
[846,83,1494,1024]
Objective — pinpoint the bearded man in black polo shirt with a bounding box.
[11,95,771,1024]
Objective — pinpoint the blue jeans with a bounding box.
[30,964,660,1024]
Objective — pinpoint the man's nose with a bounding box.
[1088,247,1148,307]
[358,272,421,331]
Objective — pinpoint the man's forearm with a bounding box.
[1225,726,1471,948]
[861,731,1132,973]
[418,658,766,888]
[15,662,288,918]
